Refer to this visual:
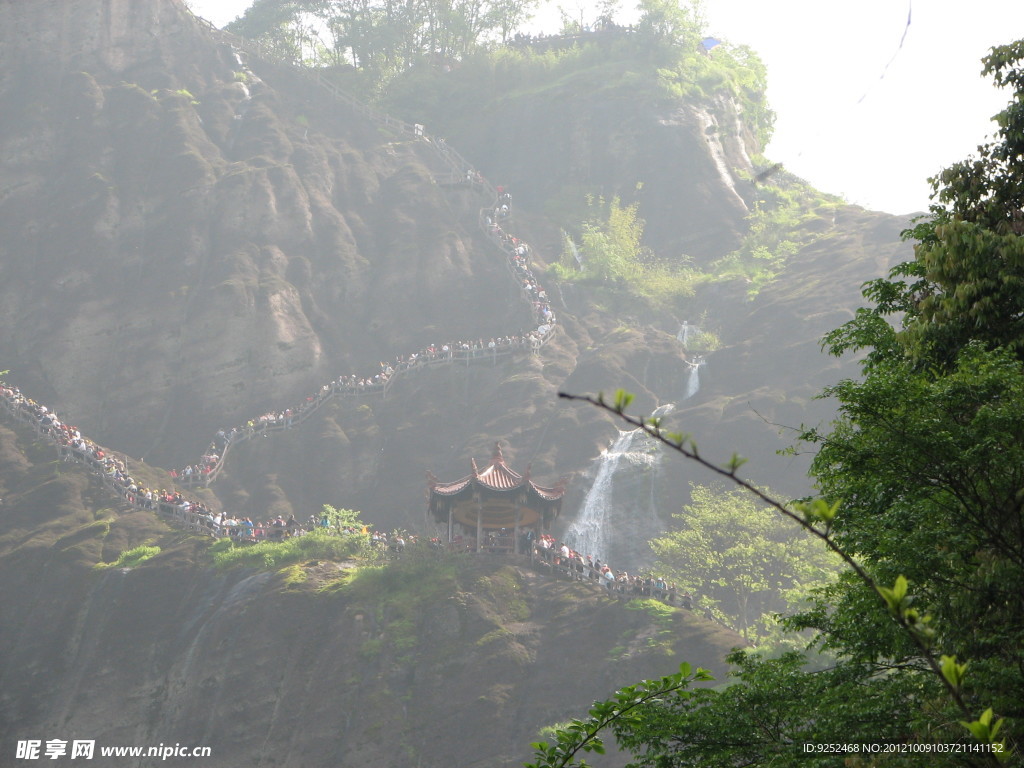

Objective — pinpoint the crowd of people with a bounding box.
[171,185,556,486]
[530,533,693,609]
[484,188,557,331]
[1,381,391,545]
[1,382,693,613]
[0,383,222,533]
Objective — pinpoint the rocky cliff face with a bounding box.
[0,0,920,763]
[387,59,758,263]
[468,93,757,261]
[0,423,742,767]
[1,0,521,471]
[0,0,915,540]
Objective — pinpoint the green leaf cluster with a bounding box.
[552,195,702,311]
[226,0,541,77]
[542,40,1024,766]
[711,179,837,297]
[525,663,713,768]
[94,544,161,569]
[210,528,370,569]
[649,484,840,644]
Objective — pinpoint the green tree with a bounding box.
[226,0,306,63]
[650,484,838,643]
[228,0,544,78]
[486,0,540,43]
[787,343,1024,748]
[613,650,922,768]
[848,39,1024,369]
[319,503,365,531]
[533,40,1024,767]
[634,0,701,47]
[561,195,648,284]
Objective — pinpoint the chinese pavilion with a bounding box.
[427,443,567,553]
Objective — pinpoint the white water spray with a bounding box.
[562,229,584,269]
[677,321,693,347]
[678,321,707,350]
[566,404,674,563]
[683,355,705,400]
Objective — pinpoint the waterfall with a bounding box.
[683,356,705,400]
[678,321,703,348]
[563,229,583,268]
[566,404,674,564]
[678,322,707,400]
[677,321,691,346]
[556,282,571,313]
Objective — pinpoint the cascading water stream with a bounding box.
[565,404,674,564]
[677,321,698,346]
[563,229,584,269]
[683,355,705,400]
[564,325,711,564]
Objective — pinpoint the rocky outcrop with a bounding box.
[0,0,912,554]
[0,424,743,768]
[402,78,757,263]
[0,2,926,765]
[0,0,522,472]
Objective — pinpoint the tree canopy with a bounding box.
[227,0,543,74]
[534,38,1024,767]
[649,484,838,644]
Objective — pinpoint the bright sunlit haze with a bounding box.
[187,0,1023,216]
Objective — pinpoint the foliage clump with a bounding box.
[650,483,838,644]
[551,194,701,312]
[221,0,773,148]
[210,528,369,570]
[535,40,1024,767]
[210,504,371,570]
[711,178,838,297]
[342,551,463,659]
[95,544,161,569]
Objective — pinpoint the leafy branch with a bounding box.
[525,663,713,768]
[557,388,1010,762]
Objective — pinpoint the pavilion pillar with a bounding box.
[513,500,521,554]
[447,506,453,545]
[476,495,483,553]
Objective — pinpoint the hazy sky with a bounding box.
[188,0,1022,215]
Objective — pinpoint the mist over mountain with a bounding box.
[0,1,914,764]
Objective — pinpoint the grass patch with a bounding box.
[359,637,383,660]
[477,628,514,647]
[95,544,160,569]
[210,530,368,570]
[343,553,463,655]
[475,566,531,621]
[54,518,113,551]
[626,597,676,623]
[278,563,308,588]
[343,553,460,601]
[626,598,678,655]
[316,570,355,594]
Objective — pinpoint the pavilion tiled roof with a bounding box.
[428,442,566,500]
